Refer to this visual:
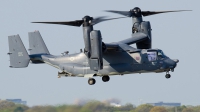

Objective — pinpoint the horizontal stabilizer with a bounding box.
[28,31,50,55]
[8,35,30,68]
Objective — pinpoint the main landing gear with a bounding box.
[88,75,110,85]
[165,71,171,79]
[102,75,110,82]
[88,78,96,85]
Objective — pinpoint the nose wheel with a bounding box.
[165,72,171,79]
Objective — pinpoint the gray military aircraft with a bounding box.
[8,7,188,85]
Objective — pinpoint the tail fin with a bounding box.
[28,31,50,55]
[8,35,30,68]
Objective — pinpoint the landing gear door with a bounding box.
[83,61,88,75]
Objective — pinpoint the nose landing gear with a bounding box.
[165,71,171,79]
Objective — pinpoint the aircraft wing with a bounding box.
[117,32,148,45]
[103,33,148,52]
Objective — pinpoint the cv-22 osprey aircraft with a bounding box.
[8,7,188,85]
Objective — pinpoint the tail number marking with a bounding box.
[18,52,23,56]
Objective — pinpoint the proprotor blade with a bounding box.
[105,8,192,17]
[142,10,192,16]
[91,16,127,25]
[105,10,132,17]
[32,16,126,27]
[32,20,84,27]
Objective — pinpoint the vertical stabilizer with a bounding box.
[28,31,50,55]
[8,35,30,68]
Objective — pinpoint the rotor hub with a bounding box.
[83,15,93,22]
[82,15,93,26]
[130,7,142,17]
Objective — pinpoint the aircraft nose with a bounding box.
[173,59,179,64]
[164,59,178,69]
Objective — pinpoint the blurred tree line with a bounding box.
[0,100,200,112]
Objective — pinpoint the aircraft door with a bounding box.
[146,50,160,70]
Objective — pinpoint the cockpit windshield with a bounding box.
[146,50,168,61]
[157,50,168,58]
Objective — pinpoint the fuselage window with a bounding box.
[147,52,157,61]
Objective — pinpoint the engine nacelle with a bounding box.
[102,42,107,52]
[83,26,93,57]
[89,30,103,70]
[133,21,152,49]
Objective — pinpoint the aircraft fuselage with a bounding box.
[30,49,178,78]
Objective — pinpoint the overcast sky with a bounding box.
[0,0,199,106]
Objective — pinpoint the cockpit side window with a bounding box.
[158,52,163,58]
[147,51,157,61]
[157,50,167,59]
